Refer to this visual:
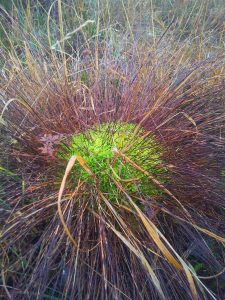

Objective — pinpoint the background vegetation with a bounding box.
[0,1,224,299]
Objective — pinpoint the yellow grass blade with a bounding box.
[50,20,95,50]
[57,0,67,78]
[110,175,202,300]
[24,43,41,83]
[57,154,95,248]
[57,155,77,247]
[76,155,94,176]
[161,208,225,244]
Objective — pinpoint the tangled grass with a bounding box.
[0,1,225,299]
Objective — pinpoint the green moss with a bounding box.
[80,71,89,84]
[58,123,166,203]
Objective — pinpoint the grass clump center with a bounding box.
[59,123,166,202]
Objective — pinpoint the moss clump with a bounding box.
[58,123,166,202]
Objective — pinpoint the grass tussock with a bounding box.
[0,1,225,299]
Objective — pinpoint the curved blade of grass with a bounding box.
[57,155,94,248]
[50,20,95,50]
[0,98,33,119]
[57,155,78,247]
[161,208,225,244]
